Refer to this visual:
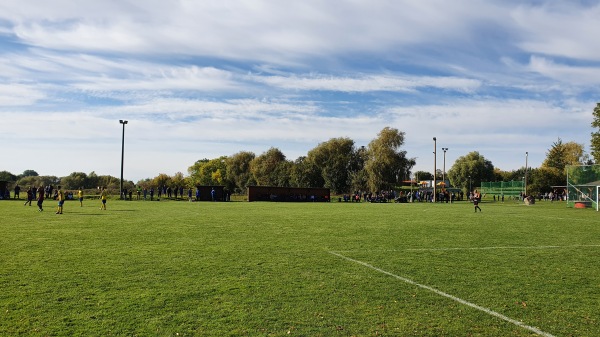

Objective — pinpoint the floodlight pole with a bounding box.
[433,137,437,203]
[469,175,472,194]
[524,151,528,196]
[442,148,448,184]
[119,120,128,200]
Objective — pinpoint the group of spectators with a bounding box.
[341,191,395,203]
[11,184,66,203]
[127,186,220,202]
[341,190,466,203]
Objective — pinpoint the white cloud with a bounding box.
[0,0,503,63]
[527,56,600,86]
[511,2,600,61]
[112,98,320,121]
[0,84,46,106]
[0,0,598,182]
[251,74,481,93]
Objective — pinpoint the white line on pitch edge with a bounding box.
[333,244,600,254]
[403,244,600,252]
[328,251,556,337]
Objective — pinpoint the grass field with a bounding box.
[1,197,598,336]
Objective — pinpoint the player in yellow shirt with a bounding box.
[56,186,64,214]
[100,187,108,210]
[78,187,84,207]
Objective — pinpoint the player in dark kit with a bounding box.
[37,185,45,211]
[473,190,482,212]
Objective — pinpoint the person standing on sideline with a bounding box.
[100,187,107,210]
[211,188,216,201]
[36,185,45,211]
[55,186,64,214]
[78,187,84,207]
[24,187,33,206]
[473,189,482,212]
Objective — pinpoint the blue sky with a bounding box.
[1,0,598,181]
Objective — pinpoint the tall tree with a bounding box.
[0,171,17,182]
[188,157,228,186]
[591,103,600,163]
[542,138,586,172]
[289,156,322,189]
[20,170,39,178]
[250,147,290,187]
[349,146,368,193]
[17,175,60,188]
[60,172,88,189]
[136,178,153,189]
[171,172,186,188]
[87,171,99,189]
[364,127,413,192]
[542,138,568,171]
[413,170,433,181]
[152,173,171,189]
[305,137,355,194]
[529,167,563,194]
[562,141,587,167]
[447,151,495,192]
[225,151,256,193]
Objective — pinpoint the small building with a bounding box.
[195,185,226,201]
[0,181,8,199]
[247,186,330,202]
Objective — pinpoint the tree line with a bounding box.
[3,103,600,197]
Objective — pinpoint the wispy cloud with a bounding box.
[0,0,598,180]
[511,2,600,61]
[527,56,600,85]
[251,74,481,93]
[0,83,46,106]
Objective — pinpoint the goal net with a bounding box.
[566,164,600,211]
[480,180,524,197]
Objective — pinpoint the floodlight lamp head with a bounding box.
[433,137,436,141]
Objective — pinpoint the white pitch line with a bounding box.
[403,244,600,252]
[329,251,557,337]
[333,244,600,254]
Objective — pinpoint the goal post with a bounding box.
[566,164,600,211]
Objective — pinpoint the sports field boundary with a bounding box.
[333,244,600,254]
[329,250,556,337]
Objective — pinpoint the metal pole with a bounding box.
[433,137,436,203]
[469,175,471,194]
[119,120,128,200]
[442,148,448,183]
[524,152,528,196]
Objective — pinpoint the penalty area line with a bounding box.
[328,251,556,337]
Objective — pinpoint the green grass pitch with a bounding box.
[1,198,598,336]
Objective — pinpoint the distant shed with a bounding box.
[195,185,226,201]
[247,186,330,202]
[0,181,8,199]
